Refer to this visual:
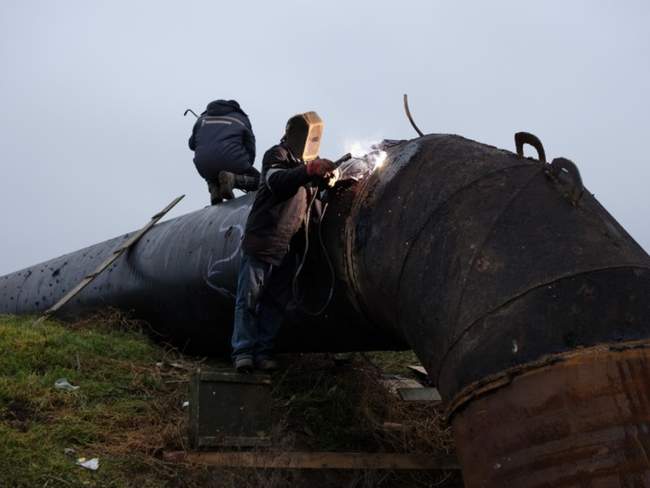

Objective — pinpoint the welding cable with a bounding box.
[292,190,318,309]
[292,190,336,316]
[315,201,336,313]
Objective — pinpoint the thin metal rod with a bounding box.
[403,94,424,137]
[184,109,199,119]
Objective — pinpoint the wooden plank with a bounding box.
[397,387,442,402]
[380,375,422,395]
[407,365,429,378]
[163,451,460,471]
[40,195,184,318]
[197,436,272,448]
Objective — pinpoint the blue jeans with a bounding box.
[231,253,292,361]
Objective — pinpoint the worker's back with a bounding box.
[189,99,256,179]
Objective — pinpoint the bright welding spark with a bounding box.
[348,141,368,158]
[371,151,387,169]
[345,140,387,169]
[340,140,388,180]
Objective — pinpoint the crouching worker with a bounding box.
[188,99,260,205]
[232,112,335,373]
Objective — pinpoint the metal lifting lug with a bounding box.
[514,132,546,162]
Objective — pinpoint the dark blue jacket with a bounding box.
[189,100,256,180]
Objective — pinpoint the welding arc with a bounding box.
[403,94,424,137]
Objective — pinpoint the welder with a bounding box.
[231,111,336,372]
[188,99,260,204]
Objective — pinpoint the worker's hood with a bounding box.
[203,100,248,117]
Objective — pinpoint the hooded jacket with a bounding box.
[189,100,256,180]
[242,143,319,265]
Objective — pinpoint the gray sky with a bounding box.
[1,0,649,275]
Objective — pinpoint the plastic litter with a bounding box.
[76,457,100,470]
[54,378,79,391]
[182,401,189,408]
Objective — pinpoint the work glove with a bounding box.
[323,168,340,188]
[306,158,336,178]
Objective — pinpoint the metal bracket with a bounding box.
[545,157,584,206]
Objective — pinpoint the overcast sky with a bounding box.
[0,1,648,275]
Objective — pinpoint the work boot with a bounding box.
[255,356,279,372]
[218,171,236,200]
[233,174,260,192]
[234,356,254,374]
[207,180,222,205]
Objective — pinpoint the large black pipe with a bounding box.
[0,192,398,354]
[323,135,650,399]
[3,134,650,485]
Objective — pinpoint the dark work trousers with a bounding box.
[205,166,261,204]
[199,161,260,185]
[231,251,294,361]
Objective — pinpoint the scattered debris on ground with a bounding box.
[0,313,461,487]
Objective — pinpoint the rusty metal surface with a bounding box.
[451,341,650,487]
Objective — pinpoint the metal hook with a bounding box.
[403,94,425,137]
[515,132,546,162]
[184,109,199,119]
[546,157,584,206]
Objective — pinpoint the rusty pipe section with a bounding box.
[322,134,650,485]
[2,134,650,484]
[450,340,650,486]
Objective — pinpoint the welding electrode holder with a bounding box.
[333,152,352,168]
[315,153,352,194]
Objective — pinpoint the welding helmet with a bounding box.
[284,111,323,162]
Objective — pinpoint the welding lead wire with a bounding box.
[315,201,336,314]
[292,190,336,316]
[292,190,318,309]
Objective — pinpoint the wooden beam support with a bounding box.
[163,451,460,471]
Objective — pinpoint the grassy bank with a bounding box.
[0,314,188,487]
[0,314,459,487]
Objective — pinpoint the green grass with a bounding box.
[0,315,459,487]
[361,350,421,375]
[0,314,186,488]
